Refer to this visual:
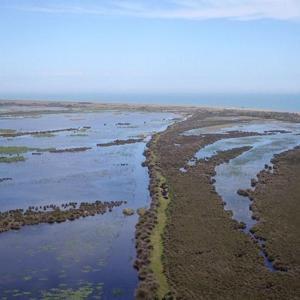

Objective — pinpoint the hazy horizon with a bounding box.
[1,0,300,97]
[1,92,300,113]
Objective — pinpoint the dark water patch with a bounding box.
[0,178,12,183]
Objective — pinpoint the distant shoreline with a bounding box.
[0,98,299,115]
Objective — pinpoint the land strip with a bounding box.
[139,110,300,299]
[0,128,79,138]
[97,138,144,147]
[248,147,300,274]
[0,200,125,234]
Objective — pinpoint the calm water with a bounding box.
[0,111,178,299]
[1,93,300,112]
[186,121,300,269]
[189,121,300,227]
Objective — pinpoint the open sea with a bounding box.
[1,93,300,113]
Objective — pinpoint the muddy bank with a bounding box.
[97,138,144,147]
[141,110,300,299]
[0,200,125,234]
[247,147,300,273]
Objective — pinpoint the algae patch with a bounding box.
[0,156,25,163]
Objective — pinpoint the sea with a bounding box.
[1,93,300,113]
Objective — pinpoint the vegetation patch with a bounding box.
[0,129,16,134]
[69,133,88,137]
[0,200,125,234]
[150,110,300,299]
[42,285,93,300]
[0,127,79,138]
[0,156,26,163]
[134,134,171,299]
[0,146,33,154]
[97,138,144,147]
[0,146,54,155]
[149,175,170,299]
[112,288,124,297]
[33,133,56,138]
[49,147,92,153]
[250,147,300,273]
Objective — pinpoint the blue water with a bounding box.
[1,93,300,112]
[0,111,178,299]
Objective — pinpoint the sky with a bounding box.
[0,0,300,97]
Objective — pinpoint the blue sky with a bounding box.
[0,0,300,96]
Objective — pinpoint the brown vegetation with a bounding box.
[249,147,300,274]
[0,200,125,234]
[97,138,144,147]
[138,109,300,299]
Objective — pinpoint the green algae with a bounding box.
[22,275,32,281]
[0,146,55,155]
[42,284,96,300]
[0,146,31,154]
[112,288,124,297]
[33,133,56,138]
[0,156,26,163]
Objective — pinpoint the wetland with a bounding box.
[0,100,180,299]
[1,100,300,299]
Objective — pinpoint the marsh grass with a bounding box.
[150,176,170,299]
[0,146,32,154]
[0,156,26,163]
[33,133,56,138]
[0,146,55,155]
[0,129,16,134]
[148,135,170,298]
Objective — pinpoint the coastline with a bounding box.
[0,99,300,116]
[1,100,300,298]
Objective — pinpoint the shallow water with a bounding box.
[0,111,178,299]
[192,122,300,226]
[189,121,300,269]
[184,119,299,136]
